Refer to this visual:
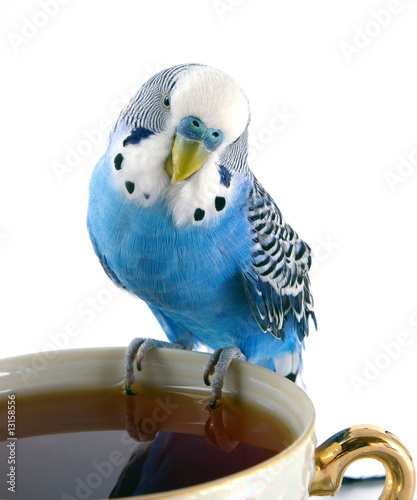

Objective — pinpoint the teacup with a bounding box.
[0,347,415,499]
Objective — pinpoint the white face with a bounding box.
[168,66,250,148]
[110,65,250,227]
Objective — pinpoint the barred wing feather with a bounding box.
[242,179,316,342]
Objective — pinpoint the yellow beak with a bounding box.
[165,134,211,184]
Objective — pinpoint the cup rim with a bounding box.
[0,347,316,499]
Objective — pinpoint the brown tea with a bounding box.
[0,383,295,499]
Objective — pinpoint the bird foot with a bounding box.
[125,338,187,395]
[203,346,246,409]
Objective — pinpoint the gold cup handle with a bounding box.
[309,425,416,499]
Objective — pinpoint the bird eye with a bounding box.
[162,93,170,111]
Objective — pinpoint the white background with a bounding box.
[1,1,417,498]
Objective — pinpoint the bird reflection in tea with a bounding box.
[110,405,292,497]
[109,432,276,497]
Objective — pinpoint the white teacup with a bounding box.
[0,348,415,499]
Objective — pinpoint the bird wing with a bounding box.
[242,178,316,342]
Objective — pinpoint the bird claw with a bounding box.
[124,338,186,395]
[203,347,246,409]
[125,386,137,396]
[203,348,222,386]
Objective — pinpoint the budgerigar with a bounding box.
[87,64,316,407]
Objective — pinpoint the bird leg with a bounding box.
[125,338,187,396]
[203,346,246,409]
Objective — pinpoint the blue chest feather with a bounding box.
[88,156,252,320]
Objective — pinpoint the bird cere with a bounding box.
[87,64,316,408]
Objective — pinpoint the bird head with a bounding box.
[117,64,250,184]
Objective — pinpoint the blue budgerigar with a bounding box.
[87,64,316,407]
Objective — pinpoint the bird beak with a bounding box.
[165,134,211,184]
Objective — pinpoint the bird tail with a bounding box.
[272,346,303,383]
